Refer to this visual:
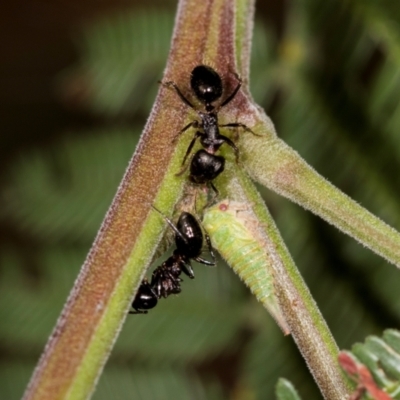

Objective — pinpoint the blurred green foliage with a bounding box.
[345,329,400,398]
[2,1,400,399]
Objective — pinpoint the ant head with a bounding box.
[190,65,223,106]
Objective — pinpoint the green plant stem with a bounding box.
[22,0,400,398]
[240,173,352,399]
[239,111,400,269]
[215,162,353,399]
[22,0,243,399]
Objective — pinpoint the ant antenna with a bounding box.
[151,205,187,243]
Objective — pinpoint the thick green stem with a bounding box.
[240,111,400,269]
[22,0,399,398]
[212,161,353,399]
[22,1,242,399]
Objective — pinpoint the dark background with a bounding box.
[1,0,400,399]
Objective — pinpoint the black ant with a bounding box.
[162,65,255,194]
[130,208,216,314]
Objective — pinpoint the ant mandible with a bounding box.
[130,207,216,314]
[162,65,255,194]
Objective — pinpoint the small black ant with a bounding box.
[162,65,255,194]
[130,207,216,314]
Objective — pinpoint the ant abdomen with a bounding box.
[189,150,225,185]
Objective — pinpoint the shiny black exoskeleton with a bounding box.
[188,153,224,195]
[150,257,183,299]
[131,280,158,313]
[163,65,254,194]
[130,209,215,314]
[188,149,225,187]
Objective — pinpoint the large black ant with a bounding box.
[130,208,216,314]
[162,65,255,194]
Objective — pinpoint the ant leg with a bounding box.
[219,75,242,108]
[194,233,216,266]
[129,310,148,315]
[168,276,182,295]
[164,268,183,287]
[181,262,195,279]
[219,134,240,163]
[160,80,196,110]
[181,131,202,166]
[175,153,194,177]
[172,121,197,143]
[151,266,181,298]
[151,205,191,248]
[194,256,215,266]
[205,232,216,264]
[193,187,208,219]
[194,189,200,216]
[210,182,219,197]
[219,122,261,137]
[151,205,183,239]
[205,182,219,208]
